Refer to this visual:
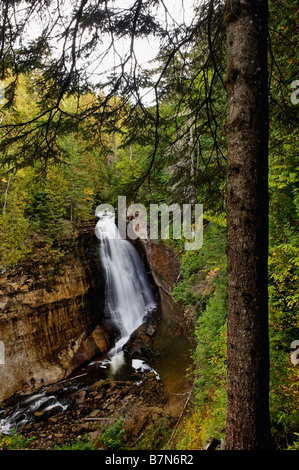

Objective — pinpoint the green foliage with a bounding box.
[132,416,173,451]
[99,417,125,450]
[191,277,227,443]
[0,429,36,450]
[174,411,205,450]
[266,7,299,442]
[172,222,226,308]
[26,168,69,240]
[53,434,95,450]
[174,2,299,450]
[0,172,31,268]
[0,76,114,268]
[287,433,299,450]
[172,222,227,447]
[0,212,31,269]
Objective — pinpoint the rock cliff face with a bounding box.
[137,240,181,294]
[135,238,183,332]
[0,225,110,404]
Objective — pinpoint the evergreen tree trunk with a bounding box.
[224,0,273,449]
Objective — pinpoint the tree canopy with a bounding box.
[0,1,225,182]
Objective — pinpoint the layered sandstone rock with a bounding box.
[0,225,110,403]
[136,239,181,295]
[135,238,184,331]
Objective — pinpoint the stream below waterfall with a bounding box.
[0,352,160,435]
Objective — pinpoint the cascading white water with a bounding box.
[95,210,156,374]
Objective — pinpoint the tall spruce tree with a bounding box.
[224,0,273,449]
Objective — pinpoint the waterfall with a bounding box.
[95,209,156,374]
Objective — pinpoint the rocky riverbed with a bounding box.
[1,369,176,450]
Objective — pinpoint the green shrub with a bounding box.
[0,429,36,450]
[99,417,125,450]
[53,434,95,450]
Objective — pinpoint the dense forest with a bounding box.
[0,0,298,452]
